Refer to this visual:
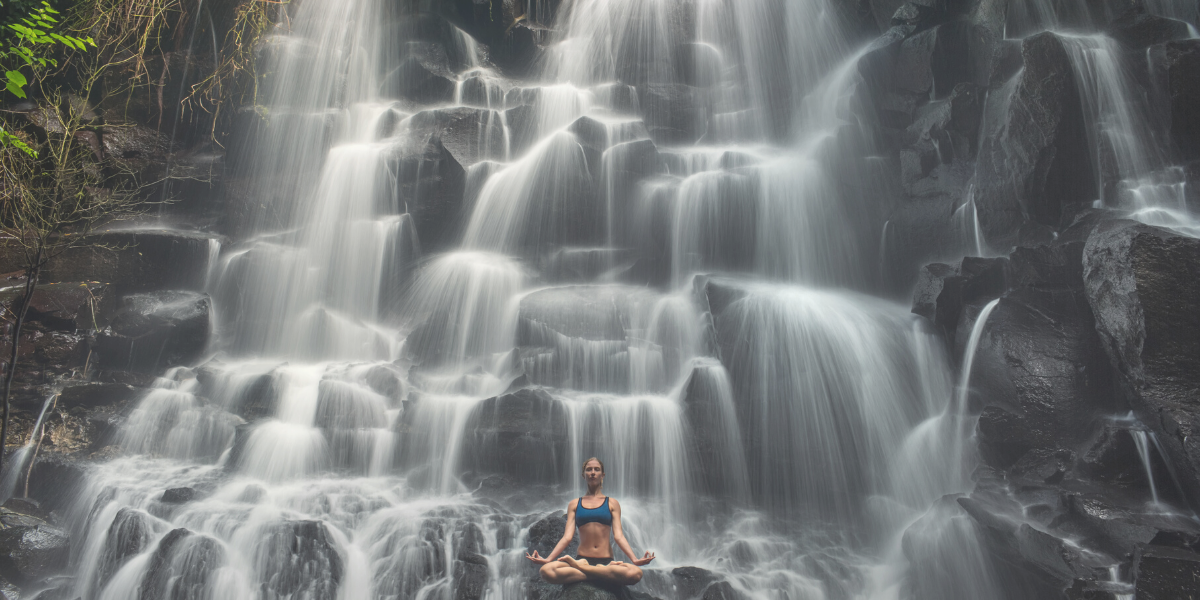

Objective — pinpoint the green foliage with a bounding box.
[0,1,94,156]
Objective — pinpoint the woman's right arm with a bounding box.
[544,499,578,561]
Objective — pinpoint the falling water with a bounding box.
[0,394,54,503]
[59,0,1017,597]
[1130,428,1162,505]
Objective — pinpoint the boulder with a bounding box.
[461,388,570,483]
[161,487,196,504]
[1161,40,1200,162]
[95,507,157,592]
[26,454,86,512]
[701,582,738,600]
[0,282,113,332]
[974,32,1094,244]
[96,290,212,373]
[0,508,70,586]
[1108,8,1192,49]
[958,496,1097,591]
[58,382,143,410]
[526,512,578,559]
[382,56,457,105]
[454,559,488,600]
[140,528,226,600]
[636,84,709,145]
[672,566,716,599]
[0,229,221,295]
[253,520,343,600]
[1082,220,1200,505]
[1133,545,1200,598]
[385,136,466,252]
[407,107,509,166]
[910,256,1007,339]
[970,286,1119,467]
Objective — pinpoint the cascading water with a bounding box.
[58,0,1027,598]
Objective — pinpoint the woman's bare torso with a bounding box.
[576,498,613,559]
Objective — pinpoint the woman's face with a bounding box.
[583,461,604,486]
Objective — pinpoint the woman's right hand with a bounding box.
[525,550,552,565]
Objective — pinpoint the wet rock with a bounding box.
[0,510,70,587]
[700,582,738,600]
[462,388,570,483]
[526,512,578,558]
[27,454,86,512]
[140,528,226,600]
[672,566,717,599]
[1059,493,1200,558]
[1082,220,1200,505]
[673,42,722,88]
[0,575,16,600]
[518,286,638,343]
[1078,422,1154,487]
[382,56,457,105]
[0,230,219,295]
[96,290,211,373]
[408,107,509,166]
[910,256,1007,339]
[1162,40,1200,162]
[970,288,1119,467]
[0,282,113,332]
[385,136,466,252]
[95,507,156,592]
[58,382,143,410]
[1133,545,1200,598]
[253,520,343,600]
[454,559,488,600]
[975,32,1094,244]
[161,487,196,503]
[959,497,1094,589]
[101,122,170,174]
[636,84,709,145]
[1108,8,1192,49]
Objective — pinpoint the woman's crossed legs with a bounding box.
[539,556,643,586]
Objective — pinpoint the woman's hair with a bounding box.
[582,457,605,474]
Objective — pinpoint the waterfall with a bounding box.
[60,0,1013,598]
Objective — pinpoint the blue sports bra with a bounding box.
[575,497,612,527]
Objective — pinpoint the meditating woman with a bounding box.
[525,457,656,586]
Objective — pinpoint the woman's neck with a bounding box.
[585,485,603,497]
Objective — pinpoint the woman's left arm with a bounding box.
[611,498,655,566]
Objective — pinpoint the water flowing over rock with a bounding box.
[22,0,1200,597]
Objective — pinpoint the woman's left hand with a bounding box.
[632,551,655,566]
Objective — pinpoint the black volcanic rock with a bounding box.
[636,83,709,145]
[974,32,1094,244]
[382,56,456,105]
[910,256,1007,339]
[161,487,196,504]
[140,528,225,600]
[1083,220,1200,506]
[0,508,70,586]
[1108,8,1192,49]
[253,520,343,600]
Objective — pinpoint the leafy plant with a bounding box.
[0,1,94,156]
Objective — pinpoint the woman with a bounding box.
[525,457,656,586]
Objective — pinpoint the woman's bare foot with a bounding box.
[561,555,590,571]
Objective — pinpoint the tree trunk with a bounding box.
[1,252,42,472]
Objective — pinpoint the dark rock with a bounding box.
[140,528,226,600]
[672,566,717,599]
[454,559,488,600]
[0,230,219,295]
[95,507,156,592]
[385,136,467,252]
[559,581,642,600]
[58,382,143,410]
[462,388,569,483]
[161,487,196,504]
[1064,578,1130,600]
[1162,40,1200,162]
[0,575,16,600]
[503,104,540,157]
[96,290,211,373]
[519,286,634,343]
[970,288,1119,467]
[1083,220,1200,506]
[408,107,509,166]
[26,454,86,512]
[1108,8,1192,49]
[959,496,1095,589]
[0,498,50,522]
[910,256,1007,339]
[636,84,709,145]
[382,56,457,105]
[1009,448,1075,484]
[0,512,70,586]
[701,582,738,600]
[253,520,343,600]
[673,42,722,88]
[0,282,113,332]
[1133,545,1200,598]
[526,512,577,559]
[975,32,1094,244]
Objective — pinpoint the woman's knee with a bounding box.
[539,563,559,582]
[622,565,643,584]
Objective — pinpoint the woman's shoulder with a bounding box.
[607,496,620,509]
[567,497,579,510]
